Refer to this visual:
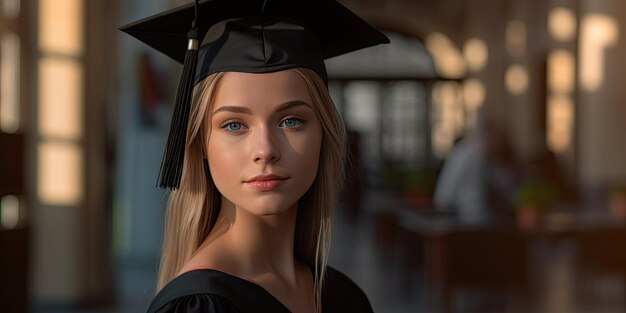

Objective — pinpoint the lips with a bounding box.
[245,174,288,191]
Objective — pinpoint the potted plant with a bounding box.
[514,181,558,230]
[403,169,435,209]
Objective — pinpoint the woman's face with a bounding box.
[207,70,323,216]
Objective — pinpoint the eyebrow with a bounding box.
[212,100,312,116]
[276,100,313,112]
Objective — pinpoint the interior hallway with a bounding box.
[34,188,626,313]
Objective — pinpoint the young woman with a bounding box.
[121,1,389,312]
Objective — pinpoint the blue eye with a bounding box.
[227,123,243,131]
[280,118,304,128]
[221,121,247,133]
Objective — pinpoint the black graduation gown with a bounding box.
[147,266,374,313]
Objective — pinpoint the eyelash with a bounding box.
[279,118,305,128]
[219,117,305,133]
[219,120,247,133]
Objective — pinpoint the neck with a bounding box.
[212,197,299,280]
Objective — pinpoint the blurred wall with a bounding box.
[115,0,175,266]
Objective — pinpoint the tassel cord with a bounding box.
[157,0,200,189]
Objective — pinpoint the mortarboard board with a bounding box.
[120,0,389,189]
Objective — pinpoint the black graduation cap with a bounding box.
[120,0,389,189]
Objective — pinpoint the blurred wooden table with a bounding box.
[396,208,626,313]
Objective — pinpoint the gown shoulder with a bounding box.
[146,266,373,313]
[323,266,374,313]
[146,269,290,313]
[150,293,241,313]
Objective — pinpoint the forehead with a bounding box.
[211,70,312,109]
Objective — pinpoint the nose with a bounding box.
[252,126,281,164]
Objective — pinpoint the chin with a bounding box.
[247,197,296,215]
[243,196,298,216]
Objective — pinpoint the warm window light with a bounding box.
[463,78,486,110]
[548,50,574,94]
[463,38,488,72]
[547,95,573,153]
[0,32,20,133]
[1,195,20,229]
[433,82,462,156]
[580,14,619,92]
[1,0,19,19]
[425,32,467,78]
[38,142,83,205]
[38,57,83,140]
[39,0,83,55]
[549,7,577,42]
[506,20,526,57]
[505,64,529,95]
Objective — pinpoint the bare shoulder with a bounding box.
[177,238,234,276]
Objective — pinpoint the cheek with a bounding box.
[206,135,242,187]
[289,128,323,186]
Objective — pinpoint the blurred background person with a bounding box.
[434,115,519,223]
[433,118,490,223]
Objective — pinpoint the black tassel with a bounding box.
[157,7,200,189]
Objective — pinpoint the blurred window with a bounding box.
[0,31,19,133]
[0,0,21,133]
[37,0,84,206]
[327,32,465,185]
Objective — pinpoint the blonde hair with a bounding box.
[156,68,346,310]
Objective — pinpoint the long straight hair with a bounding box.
[157,68,346,310]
